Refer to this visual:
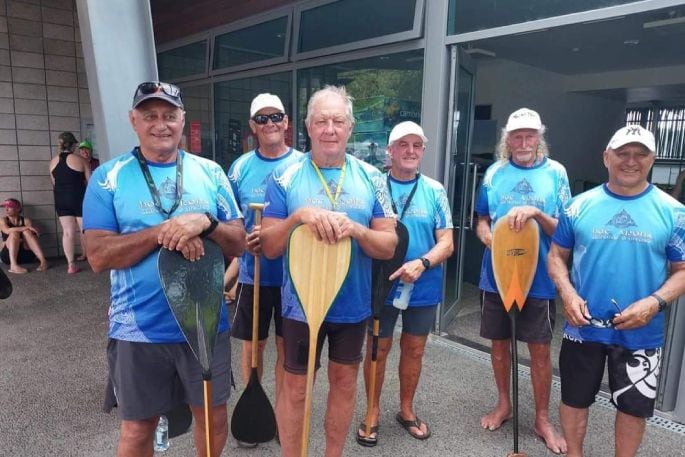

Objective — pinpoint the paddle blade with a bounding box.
[231,369,277,443]
[158,240,225,373]
[491,217,539,312]
[287,225,351,329]
[0,268,12,299]
[371,221,409,317]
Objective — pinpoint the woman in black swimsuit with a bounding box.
[48,132,91,274]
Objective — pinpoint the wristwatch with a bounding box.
[200,212,219,238]
[650,293,668,313]
[420,257,431,270]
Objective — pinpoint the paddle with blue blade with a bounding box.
[491,215,539,457]
[287,224,352,457]
[159,239,225,457]
[231,203,277,444]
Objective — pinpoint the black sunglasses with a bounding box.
[135,82,182,99]
[252,113,285,125]
[583,299,622,329]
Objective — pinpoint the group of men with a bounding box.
[82,80,684,457]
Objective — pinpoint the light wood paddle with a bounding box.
[491,216,539,457]
[159,240,225,457]
[287,224,352,457]
[231,203,277,443]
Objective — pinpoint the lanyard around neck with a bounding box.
[135,147,183,219]
[387,173,420,220]
[311,158,347,210]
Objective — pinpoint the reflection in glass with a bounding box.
[158,41,207,80]
[179,84,212,160]
[214,73,292,171]
[297,50,423,170]
[213,17,288,70]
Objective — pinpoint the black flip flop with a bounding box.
[396,412,432,440]
[356,422,379,447]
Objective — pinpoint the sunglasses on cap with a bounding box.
[252,113,285,125]
[582,299,622,329]
[135,82,182,99]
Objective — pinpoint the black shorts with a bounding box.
[480,291,555,343]
[107,331,231,420]
[230,283,283,340]
[0,246,37,265]
[559,336,661,418]
[371,305,437,338]
[282,317,366,374]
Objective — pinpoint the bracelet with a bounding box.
[199,212,219,238]
[650,293,668,313]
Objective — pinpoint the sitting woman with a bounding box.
[0,198,48,273]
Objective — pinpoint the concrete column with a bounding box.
[75,0,158,161]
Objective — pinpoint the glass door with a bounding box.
[439,46,477,333]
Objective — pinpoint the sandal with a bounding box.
[356,422,379,447]
[395,412,431,440]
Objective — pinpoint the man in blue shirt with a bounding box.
[475,108,569,454]
[356,121,453,446]
[260,85,397,457]
[83,82,245,457]
[227,93,302,447]
[548,125,685,457]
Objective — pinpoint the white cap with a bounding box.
[505,108,542,132]
[250,93,285,118]
[388,121,428,145]
[606,125,656,152]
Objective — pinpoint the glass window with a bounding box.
[297,50,423,170]
[298,0,418,53]
[214,72,293,171]
[158,41,207,80]
[213,17,288,70]
[448,0,641,35]
[179,84,212,160]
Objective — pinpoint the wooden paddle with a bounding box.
[491,216,539,457]
[231,203,277,443]
[158,239,225,457]
[364,221,409,437]
[287,224,352,457]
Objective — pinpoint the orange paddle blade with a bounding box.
[491,217,539,312]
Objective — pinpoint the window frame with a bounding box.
[156,31,210,83]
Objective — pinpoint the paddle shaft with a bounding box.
[249,204,264,369]
[301,327,319,457]
[365,319,381,436]
[510,308,520,454]
[203,378,214,457]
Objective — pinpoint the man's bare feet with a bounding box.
[9,265,28,274]
[534,420,567,455]
[480,405,512,431]
[36,263,49,272]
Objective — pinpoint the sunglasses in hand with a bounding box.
[582,299,622,328]
[252,113,285,125]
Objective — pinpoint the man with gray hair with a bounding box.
[260,85,397,457]
[475,108,569,454]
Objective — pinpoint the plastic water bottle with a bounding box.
[154,415,170,452]
[393,281,414,310]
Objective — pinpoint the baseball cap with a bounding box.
[505,108,542,132]
[79,140,92,151]
[388,121,428,145]
[606,125,656,152]
[250,93,285,118]
[132,82,183,109]
[1,198,21,209]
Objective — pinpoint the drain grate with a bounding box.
[430,334,685,436]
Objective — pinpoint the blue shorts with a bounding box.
[370,304,437,338]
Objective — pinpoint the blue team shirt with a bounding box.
[386,174,453,307]
[83,149,243,343]
[476,157,571,299]
[228,148,303,286]
[553,184,685,349]
[263,153,394,324]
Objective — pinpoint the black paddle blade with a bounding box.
[158,240,225,374]
[231,369,277,443]
[371,221,409,317]
[0,267,12,299]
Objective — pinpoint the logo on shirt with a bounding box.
[607,209,636,229]
[318,180,349,198]
[159,177,177,199]
[512,178,534,195]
